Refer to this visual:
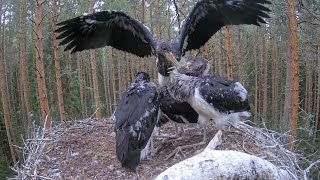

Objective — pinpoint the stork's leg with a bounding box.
[155,122,183,140]
[150,127,162,157]
[150,133,156,157]
[179,125,186,136]
[164,127,208,160]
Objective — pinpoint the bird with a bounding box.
[113,72,159,170]
[157,86,199,137]
[166,57,251,129]
[157,58,210,136]
[56,0,270,158]
[55,0,271,87]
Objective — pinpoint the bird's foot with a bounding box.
[164,146,186,160]
[164,141,207,160]
[154,133,182,141]
[150,144,163,157]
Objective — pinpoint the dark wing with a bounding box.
[199,76,250,113]
[114,83,159,168]
[56,11,156,56]
[177,0,271,56]
[158,87,198,126]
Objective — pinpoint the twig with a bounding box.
[89,108,100,119]
[206,130,222,150]
[172,0,181,30]
[303,159,320,180]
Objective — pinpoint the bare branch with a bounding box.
[303,159,320,180]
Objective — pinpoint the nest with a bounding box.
[10,118,316,180]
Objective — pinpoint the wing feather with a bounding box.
[56,11,156,57]
[115,83,159,150]
[177,0,271,56]
[159,87,198,125]
[199,76,250,113]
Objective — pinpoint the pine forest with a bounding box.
[0,0,319,178]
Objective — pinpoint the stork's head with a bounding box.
[187,58,210,76]
[156,41,181,77]
[134,72,150,83]
[177,58,209,77]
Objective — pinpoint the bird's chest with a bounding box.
[158,73,170,87]
[190,88,221,125]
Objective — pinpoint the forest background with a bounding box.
[0,0,319,178]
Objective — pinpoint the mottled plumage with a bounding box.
[178,58,210,77]
[168,59,250,127]
[157,87,199,126]
[114,72,159,170]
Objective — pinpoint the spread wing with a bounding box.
[199,76,250,113]
[56,11,156,56]
[177,0,271,56]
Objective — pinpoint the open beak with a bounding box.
[165,52,181,68]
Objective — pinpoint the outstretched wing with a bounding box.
[177,0,271,56]
[199,76,250,113]
[56,11,156,56]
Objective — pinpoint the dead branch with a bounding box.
[303,159,320,180]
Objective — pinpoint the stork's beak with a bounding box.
[165,52,181,68]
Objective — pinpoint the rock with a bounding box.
[155,149,292,180]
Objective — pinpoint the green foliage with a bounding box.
[0,152,14,179]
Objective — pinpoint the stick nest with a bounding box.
[10,118,313,180]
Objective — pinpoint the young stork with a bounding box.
[114,72,159,170]
[166,57,251,130]
[157,58,210,137]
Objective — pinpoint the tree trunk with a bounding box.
[102,50,109,116]
[53,0,65,126]
[167,2,171,40]
[287,0,299,150]
[121,52,126,93]
[178,0,185,30]
[253,30,259,123]
[204,43,210,59]
[274,42,279,121]
[149,0,153,35]
[77,53,84,118]
[315,46,320,139]
[0,0,17,164]
[271,39,276,121]
[17,61,26,127]
[157,0,162,39]
[217,32,223,76]
[149,0,157,78]
[90,0,101,119]
[120,52,126,93]
[19,0,31,130]
[304,45,313,114]
[237,27,244,84]
[261,28,268,120]
[140,0,146,71]
[106,53,113,116]
[35,0,51,128]
[225,27,233,80]
[111,48,117,111]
